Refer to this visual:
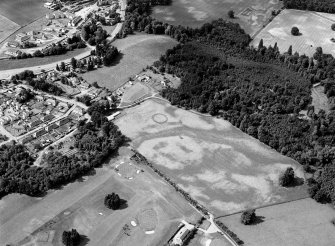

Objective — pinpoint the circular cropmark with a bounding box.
[152,113,168,124]
[137,208,158,232]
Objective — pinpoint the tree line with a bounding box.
[283,0,335,13]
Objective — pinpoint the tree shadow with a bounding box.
[250,215,265,225]
[78,234,90,246]
[118,198,128,210]
[287,176,305,188]
[105,52,124,67]
[77,169,97,182]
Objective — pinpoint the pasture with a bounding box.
[115,99,307,216]
[251,9,335,57]
[82,34,178,90]
[220,198,335,246]
[0,0,50,26]
[152,0,282,36]
[0,147,201,246]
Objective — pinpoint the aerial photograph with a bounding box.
[0,0,335,246]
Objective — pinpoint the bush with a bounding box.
[279,167,295,187]
[332,24,335,31]
[228,10,235,19]
[291,26,300,36]
[62,229,80,246]
[104,193,121,210]
[241,209,256,225]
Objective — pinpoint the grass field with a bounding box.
[82,33,178,90]
[152,0,282,36]
[0,0,50,26]
[251,9,335,57]
[115,99,307,216]
[0,48,90,71]
[0,147,201,246]
[220,198,335,246]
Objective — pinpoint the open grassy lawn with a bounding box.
[251,9,335,57]
[0,147,201,246]
[82,33,178,90]
[115,99,308,216]
[220,198,335,246]
[152,0,282,36]
[0,48,90,71]
[0,0,50,26]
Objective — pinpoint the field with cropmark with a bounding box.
[0,147,201,246]
[0,15,20,45]
[152,0,282,36]
[251,9,335,57]
[115,99,308,216]
[0,0,50,26]
[221,198,335,246]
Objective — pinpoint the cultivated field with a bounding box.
[82,34,178,90]
[152,0,282,36]
[251,9,335,57]
[0,147,201,246]
[0,0,50,26]
[0,15,20,45]
[115,99,307,216]
[220,198,335,246]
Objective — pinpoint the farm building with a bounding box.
[107,111,121,121]
[7,41,19,48]
[5,50,22,58]
[170,225,193,246]
[15,35,30,44]
[27,30,39,36]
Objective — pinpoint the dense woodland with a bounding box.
[0,107,125,197]
[283,0,335,13]
[123,0,335,204]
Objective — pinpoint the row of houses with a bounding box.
[20,116,72,144]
